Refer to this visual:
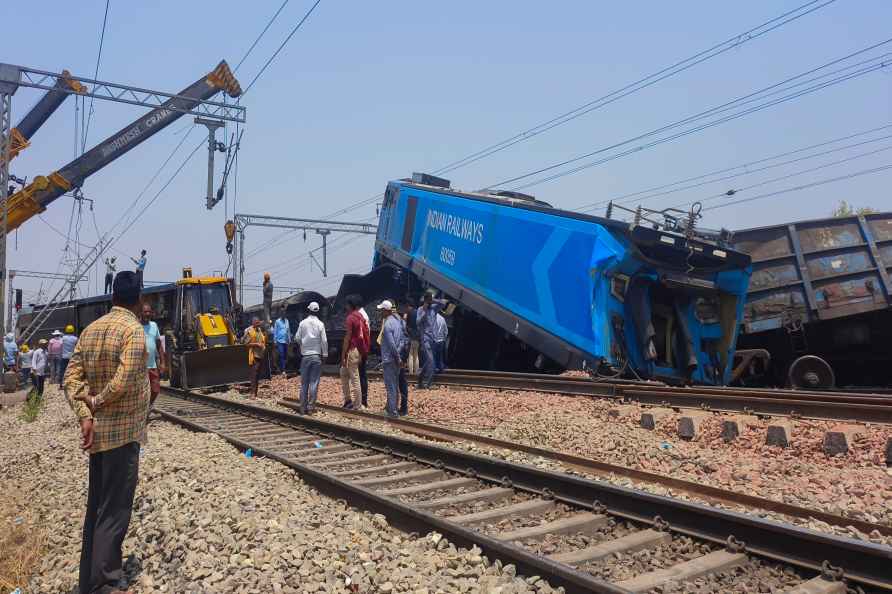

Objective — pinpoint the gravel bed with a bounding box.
[1,386,564,594]
[244,375,892,546]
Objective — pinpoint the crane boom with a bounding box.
[5,60,242,231]
[7,70,86,162]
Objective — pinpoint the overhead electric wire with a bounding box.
[82,0,111,153]
[235,0,292,71]
[272,0,835,234]
[106,126,196,236]
[242,0,324,95]
[486,41,892,191]
[576,123,892,212]
[701,163,892,212]
[430,0,838,177]
[670,142,892,211]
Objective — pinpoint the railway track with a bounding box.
[155,387,891,594]
[320,366,892,425]
[277,398,892,540]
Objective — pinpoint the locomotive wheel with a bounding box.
[788,355,835,390]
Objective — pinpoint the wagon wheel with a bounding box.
[787,355,835,390]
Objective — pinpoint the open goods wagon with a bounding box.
[731,211,892,389]
[346,173,753,386]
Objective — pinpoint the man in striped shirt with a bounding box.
[64,271,149,594]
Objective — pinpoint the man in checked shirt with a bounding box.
[64,270,149,594]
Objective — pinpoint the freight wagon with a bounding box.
[731,211,892,389]
[346,173,753,386]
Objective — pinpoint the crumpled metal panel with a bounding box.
[797,221,863,253]
[867,213,892,242]
[805,249,872,280]
[731,227,791,262]
[744,288,806,322]
[813,274,881,308]
[878,243,892,268]
[749,261,799,291]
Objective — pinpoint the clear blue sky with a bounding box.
[3,0,891,306]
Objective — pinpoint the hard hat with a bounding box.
[5,333,13,341]
[376,300,394,311]
[38,339,48,346]
[308,301,320,312]
[52,330,62,336]
[20,344,29,353]
[65,325,75,334]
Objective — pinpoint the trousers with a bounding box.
[435,340,447,372]
[382,361,400,417]
[59,357,71,386]
[358,357,369,406]
[419,338,436,388]
[276,342,288,373]
[48,355,59,382]
[407,340,420,376]
[398,366,409,415]
[32,373,45,397]
[339,347,361,407]
[79,442,140,594]
[104,273,113,295]
[299,354,322,413]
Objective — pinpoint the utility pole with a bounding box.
[232,213,377,305]
[196,116,225,210]
[6,270,14,333]
[0,64,21,337]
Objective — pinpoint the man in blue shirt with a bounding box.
[273,309,291,375]
[59,325,79,386]
[378,300,407,418]
[140,304,165,405]
[131,249,147,288]
[415,292,446,389]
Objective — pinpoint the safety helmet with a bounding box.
[20,344,29,353]
[65,325,75,334]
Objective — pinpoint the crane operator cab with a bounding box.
[166,269,268,389]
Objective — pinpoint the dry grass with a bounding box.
[0,488,48,592]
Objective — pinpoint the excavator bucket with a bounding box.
[181,344,270,389]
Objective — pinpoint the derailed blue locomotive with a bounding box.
[364,174,752,385]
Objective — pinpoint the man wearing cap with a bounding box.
[378,299,407,418]
[48,330,63,383]
[31,339,47,397]
[296,301,327,414]
[64,270,149,594]
[3,332,17,373]
[60,324,79,387]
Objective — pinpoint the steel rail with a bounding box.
[157,387,892,591]
[278,398,892,539]
[321,367,892,424]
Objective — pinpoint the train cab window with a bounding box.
[610,275,629,302]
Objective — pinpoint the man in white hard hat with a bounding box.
[378,299,407,418]
[296,301,327,414]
